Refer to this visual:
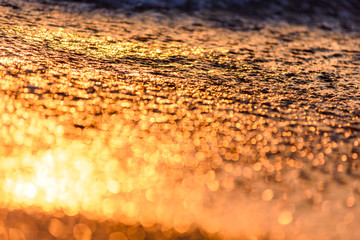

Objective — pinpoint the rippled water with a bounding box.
[67,0,360,11]
[0,0,359,239]
[71,0,252,8]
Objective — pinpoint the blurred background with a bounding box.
[64,0,360,31]
[67,0,360,11]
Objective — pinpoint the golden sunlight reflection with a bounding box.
[0,101,290,239]
[0,1,360,239]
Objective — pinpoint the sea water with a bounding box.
[88,0,262,9]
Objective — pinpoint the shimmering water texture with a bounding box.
[0,1,359,239]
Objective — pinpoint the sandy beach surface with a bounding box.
[0,0,359,239]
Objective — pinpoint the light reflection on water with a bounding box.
[0,106,271,239]
[0,1,360,239]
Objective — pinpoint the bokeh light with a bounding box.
[0,0,359,239]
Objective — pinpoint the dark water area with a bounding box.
[33,0,360,33]
[64,0,360,15]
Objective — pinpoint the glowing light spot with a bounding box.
[145,189,155,202]
[207,180,219,192]
[346,196,355,208]
[253,162,262,171]
[290,146,297,152]
[14,183,24,198]
[24,183,37,199]
[73,223,92,240]
[103,199,115,218]
[48,218,68,238]
[278,211,293,225]
[337,164,344,172]
[107,180,120,194]
[45,187,58,203]
[64,206,78,217]
[261,189,274,201]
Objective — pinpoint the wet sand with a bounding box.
[0,0,359,239]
